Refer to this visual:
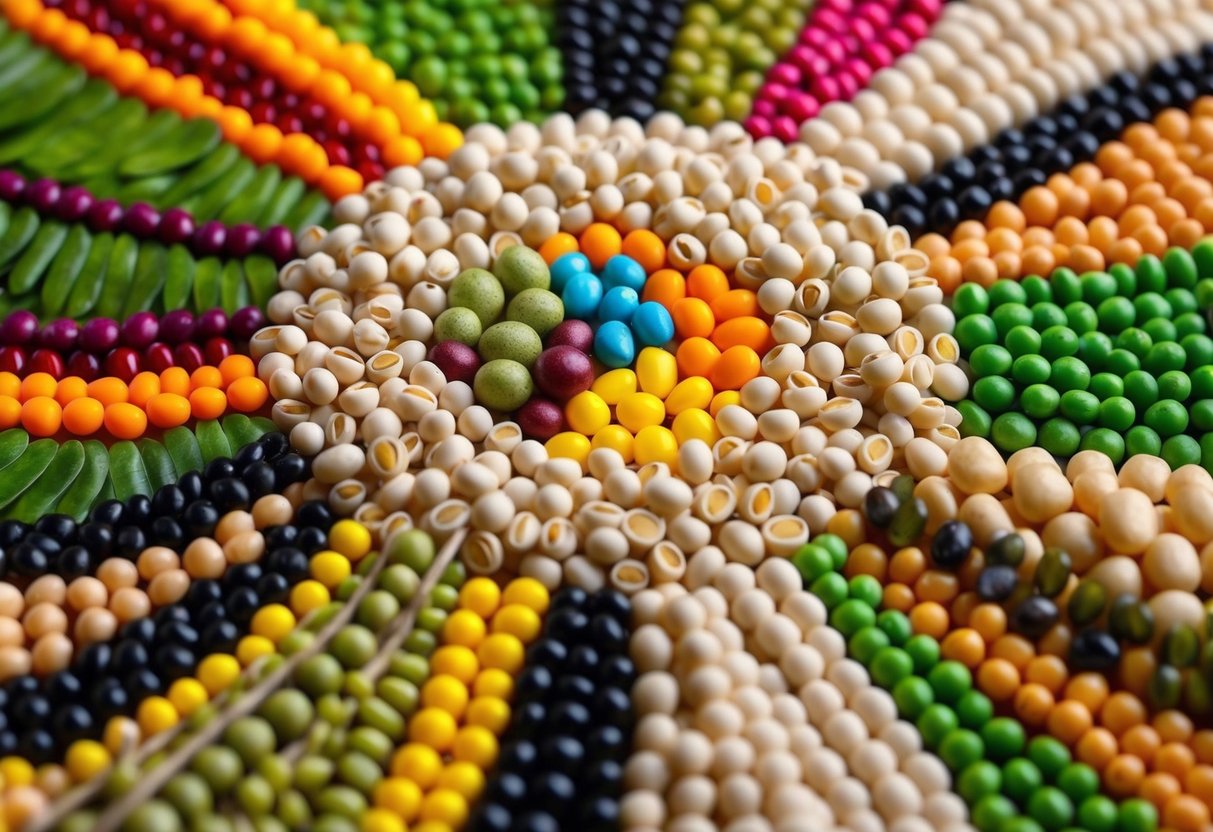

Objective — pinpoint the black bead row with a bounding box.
[863,47,1213,238]
[0,440,329,764]
[557,0,686,122]
[468,587,635,832]
[1,432,306,582]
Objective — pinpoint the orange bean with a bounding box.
[685,264,728,303]
[710,317,771,353]
[709,345,759,391]
[671,298,715,339]
[675,337,721,379]
[641,269,686,310]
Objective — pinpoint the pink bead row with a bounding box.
[746,0,945,142]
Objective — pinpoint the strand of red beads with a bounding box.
[0,307,266,381]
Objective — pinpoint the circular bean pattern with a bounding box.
[11,0,1213,831]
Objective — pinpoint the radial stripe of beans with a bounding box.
[557,0,686,122]
[468,587,633,832]
[658,0,810,128]
[371,576,550,830]
[864,48,1213,241]
[0,491,330,767]
[917,95,1213,290]
[747,0,944,143]
[795,528,1164,832]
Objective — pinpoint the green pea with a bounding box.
[1182,332,1213,368]
[316,785,367,820]
[348,726,395,767]
[848,575,883,608]
[955,689,994,729]
[336,751,382,795]
[313,814,359,832]
[991,412,1037,454]
[1027,786,1074,831]
[1064,301,1098,335]
[957,760,1002,804]
[331,625,377,668]
[939,728,985,772]
[1142,317,1177,344]
[969,344,1013,377]
[1050,356,1090,392]
[257,754,291,793]
[261,690,314,743]
[1027,735,1071,779]
[1080,271,1117,305]
[1097,296,1135,332]
[358,696,406,741]
[1088,372,1123,400]
[1039,418,1080,456]
[1021,383,1060,419]
[1005,325,1043,357]
[869,646,914,688]
[850,626,891,666]
[830,598,876,638]
[810,572,848,610]
[973,794,1018,832]
[993,303,1033,337]
[1056,762,1100,803]
[876,609,912,646]
[1109,262,1137,295]
[1012,354,1052,386]
[892,675,934,720]
[1144,399,1188,437]
[916,703,958,749]
[958,400,993,438]
[953,283,990,317]
[296,654,345,698]
[1080,427,1125,464]
[236,774,276,816]
[1163,434,1202,469]
[928,660,972,703]
[1098,396,1135,431]
[356,590,401,631]
[955,314,998,352]
[1003,757,1044,805]
[1077,795,1118,832]
[1126,425,1163,457]
[162,772,214,817]
[120,800,182,832]
[905,633,941,674]
[970,378,1018,414]
[191,746,244,794]
[1021,275,1052,305]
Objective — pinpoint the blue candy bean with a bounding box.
[599,286,640,323]
[631,301,675,346]
[601,254,646,293]
[594,320,636,369]
[561,272,604,320]
[549,252,592,294]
